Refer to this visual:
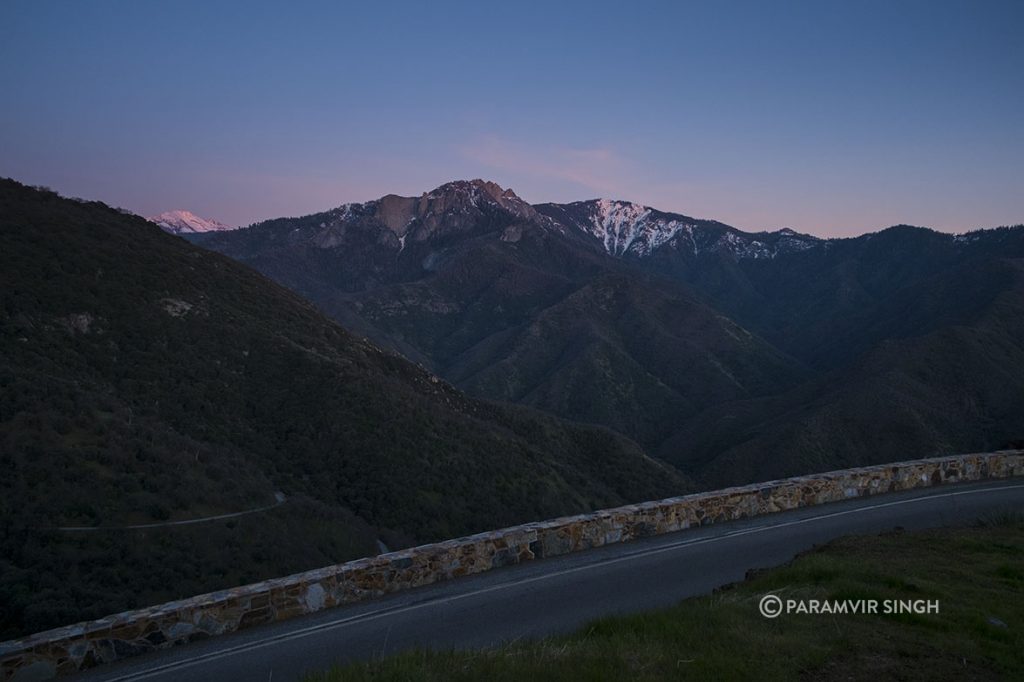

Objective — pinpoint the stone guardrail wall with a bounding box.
[3,449,1023,680]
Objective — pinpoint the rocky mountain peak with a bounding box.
[419,179,538,222]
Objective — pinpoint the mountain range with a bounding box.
[193,179,1024,486]
[0,179,684,638]
[4,176,1023,639]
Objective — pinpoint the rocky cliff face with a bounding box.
[302,179,541,253]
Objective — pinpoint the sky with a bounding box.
[1,0,1022,237]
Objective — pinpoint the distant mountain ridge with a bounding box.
[535,199,821,259]
[195,179,1024,488]
[187,179,1007,260]
[149,209,234,234]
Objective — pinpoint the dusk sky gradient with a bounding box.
[2,0,1022,236]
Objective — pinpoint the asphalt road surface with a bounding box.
[74,478,1024,681]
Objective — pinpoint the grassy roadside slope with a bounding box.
[308,516,1024,681]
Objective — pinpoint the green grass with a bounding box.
[307,517,1024,681]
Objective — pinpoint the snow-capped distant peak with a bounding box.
[149,210,234,234]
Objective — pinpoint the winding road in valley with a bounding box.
[73,479,1024,682]
[53,494,287,532]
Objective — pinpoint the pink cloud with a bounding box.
[459,135,632,198]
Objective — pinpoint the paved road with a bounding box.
[75,479,1024,681]
[54,494,288,532]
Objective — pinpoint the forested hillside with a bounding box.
[0,180,688,638]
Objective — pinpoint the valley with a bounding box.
[192,179,1024,486]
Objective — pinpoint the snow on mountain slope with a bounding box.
[537,199,822,260]
[149,210,234,234]
[587,199,692,256]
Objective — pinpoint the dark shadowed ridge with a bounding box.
[194,179,1024,490]
[0,178,689,638]
[197,180,808,453]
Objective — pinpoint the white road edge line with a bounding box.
[101,482,1024,681]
